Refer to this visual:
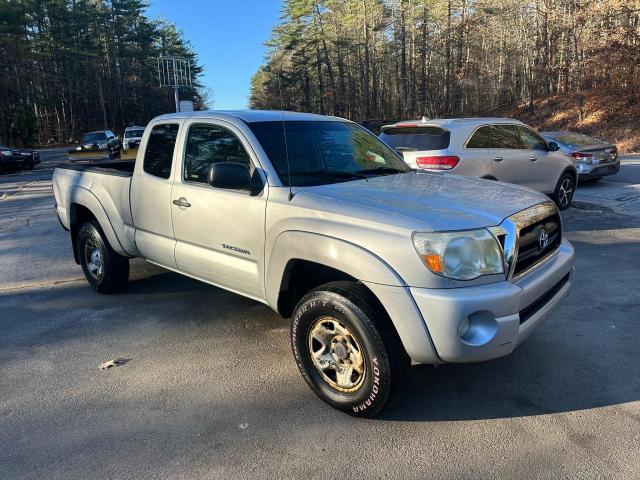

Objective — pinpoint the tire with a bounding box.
[552,172,575,210]
[290,281,409,418]
[77,221,129,293]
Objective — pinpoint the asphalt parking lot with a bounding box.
[1,151,639,479]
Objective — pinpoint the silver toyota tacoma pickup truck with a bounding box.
[53,110,575,417]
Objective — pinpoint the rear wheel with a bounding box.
[77,221,129,293]
[290,281,409,418]
[552,172,575,210]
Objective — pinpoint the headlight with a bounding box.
[412,229,504,280]
[99,142,108,149]
[0,150,12,156]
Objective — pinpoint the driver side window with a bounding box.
[516,126,547,150]
[184,123,251,184]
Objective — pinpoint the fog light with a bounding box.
[459,311,498,346]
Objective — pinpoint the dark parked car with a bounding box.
[541,131,619,181]
[69,130,121,161]
[0,145,40,173]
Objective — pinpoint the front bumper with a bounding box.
[576,159,620,179]
[410,238,574,363]
[0,158,22,171]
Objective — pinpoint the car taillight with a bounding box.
[415,155,460,170]
[570,152,593,164]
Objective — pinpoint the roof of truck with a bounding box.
[154,110,347,123]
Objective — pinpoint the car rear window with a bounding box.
[379,127,450,151]
[547,132,606,148]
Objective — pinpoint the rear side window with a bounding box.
[466,126,493,148]
[490,125,523,149]
[143,124,179,179]
[467,125,523,149]
[379,127,450,151]
[184,124,251,183]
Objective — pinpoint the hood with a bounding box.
[299,171,549,231]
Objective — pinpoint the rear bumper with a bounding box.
[409,238,574,363]
[576,160,620,178]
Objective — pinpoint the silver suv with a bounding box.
[380,118,577,209]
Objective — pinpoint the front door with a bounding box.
[514,125,559,193]
[487,124,533,186]
[171,120,267,300]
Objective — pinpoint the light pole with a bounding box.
[158,56,192,113]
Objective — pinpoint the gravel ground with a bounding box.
[1,151,639,480]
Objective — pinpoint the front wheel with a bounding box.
[552,172,575,210]
[290,281,409,418]
[77,221,129,293]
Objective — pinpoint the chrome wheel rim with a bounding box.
[84,239,103,281]
[308,317,366,392]
[559,178,573,207]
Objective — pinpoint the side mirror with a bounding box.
[547,141,560,152]
[207,162,251,190]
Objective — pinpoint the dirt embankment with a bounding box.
[503,89,640,153]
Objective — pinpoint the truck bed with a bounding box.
[56,160,135,177]
[52,160,138,258]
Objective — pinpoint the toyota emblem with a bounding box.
[538,229,549,249]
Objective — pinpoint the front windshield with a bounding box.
[82,132,106,143]
[125,129,145,138]
[248,120,411,186]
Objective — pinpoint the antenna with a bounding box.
[276,58,294,201]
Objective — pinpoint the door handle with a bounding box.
[172,197,191,208]
[529,157,537,162]
[492,157,503,162]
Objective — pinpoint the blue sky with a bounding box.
[146,0,281,109]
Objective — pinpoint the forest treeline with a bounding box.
[250,0,640,124]
[0,0,205,146]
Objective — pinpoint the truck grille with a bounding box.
[491,201,562,281]
[513,212,561,277]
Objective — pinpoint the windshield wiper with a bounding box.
[290,169,368,180]
[356,166,410,175]
[394,146,417,151]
